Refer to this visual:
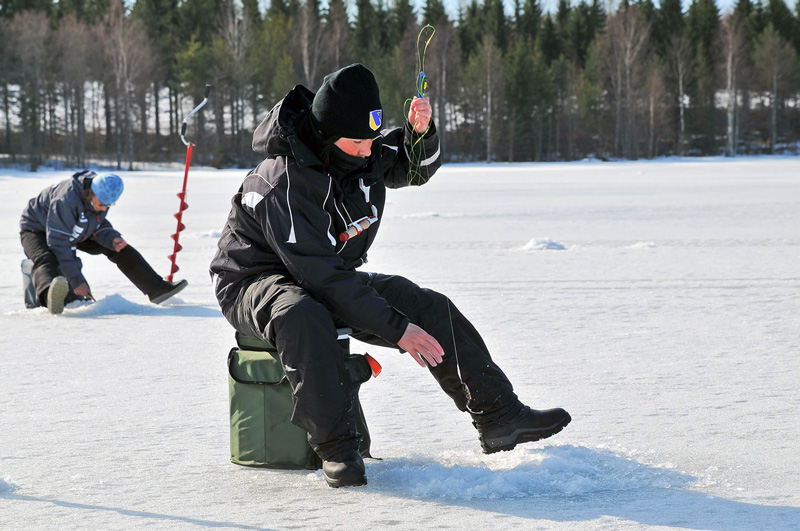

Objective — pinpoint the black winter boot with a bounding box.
[322,448,367,488]
[148,279,188,304]
[475,405,571,454]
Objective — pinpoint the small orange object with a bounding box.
[365,353,382,378]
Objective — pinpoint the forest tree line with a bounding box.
[1,0,799,169]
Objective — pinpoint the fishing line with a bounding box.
[436,263,476,413]
[405,24,435,186]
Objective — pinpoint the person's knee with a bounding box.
[271,296,336,339]
[420,286,449,307]
[108,244,133,261]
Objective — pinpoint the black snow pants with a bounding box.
[222,271,519,460]
[20,230,166,307]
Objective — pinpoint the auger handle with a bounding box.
[180,84,213,147]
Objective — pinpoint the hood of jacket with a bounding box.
[251,85,324,167]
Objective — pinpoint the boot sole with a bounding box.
[481,416,571,454]
[324,474,368,488]
[47,277,70,315]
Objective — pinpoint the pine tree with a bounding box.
[55,0,109,23]
[505,38,535,159]
[655,0,684,57]
[566,0,597,68]
[483,0,508,53]
[1,0,54,18]
[423,0,446,25]
[554,0,570,58]
[538,14,561,65]
[179,0,224,45]
[686,0,719,66]
[241,0,260,26]
[737,0,766,43]
[458,0,483,62]
[517,0,541,44]
[686,0,719,154]
[577,39,606,156]
[753,23,797,152]
[353,0,385,63]
[765,0,797,52]
[388,0,416,45]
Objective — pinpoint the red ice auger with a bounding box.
[168,84,211,281]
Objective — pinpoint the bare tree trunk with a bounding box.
[4,83,13,159]
[624,61,632,158]
[168,85,174,139]
[65,87,74,163]
[115,90,122,169]
[734,88,740,154]
[614,63,622,156]
[726,61,735,157]
[105,87,114,155]
[299,2,324,87]
[555,92,561,160]
[32,77,42,169]
[486,55,492,163]
[722,15,744,157]
[77,85,85,166]
[678,69,685,155]
[439,58,447,158]
[126,83,135,170]
[139,86,147,158]
[154,81,161,141]
[649,93,655,158]
[770,71,777,153]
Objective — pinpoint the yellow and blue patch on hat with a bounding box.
[369,110,382,131]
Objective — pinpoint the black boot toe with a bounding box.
[478,406,571,454]
[322,450,367,488]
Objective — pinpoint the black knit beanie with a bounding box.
[311,64,383,140]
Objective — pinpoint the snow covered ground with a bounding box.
[1,158,798,530]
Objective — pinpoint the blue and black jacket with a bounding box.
[20,170,122,289]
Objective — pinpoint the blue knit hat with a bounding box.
[91,174,124,206]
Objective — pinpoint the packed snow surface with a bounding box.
[1,158,799,530]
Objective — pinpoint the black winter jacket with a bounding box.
[210,85,442,344]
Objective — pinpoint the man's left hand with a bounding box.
[113,238,127,252]
[408,97,432,134]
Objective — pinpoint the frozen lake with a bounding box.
[1,158,799,530]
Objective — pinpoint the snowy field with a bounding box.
[1,158,799,531]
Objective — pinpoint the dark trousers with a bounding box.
[20,230,165,307]
[222,271,518,460]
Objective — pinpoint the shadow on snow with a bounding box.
[4,493,274,531]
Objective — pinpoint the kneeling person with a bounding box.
[20,170,188,314]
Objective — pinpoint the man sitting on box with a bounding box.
[210,64,571,488]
